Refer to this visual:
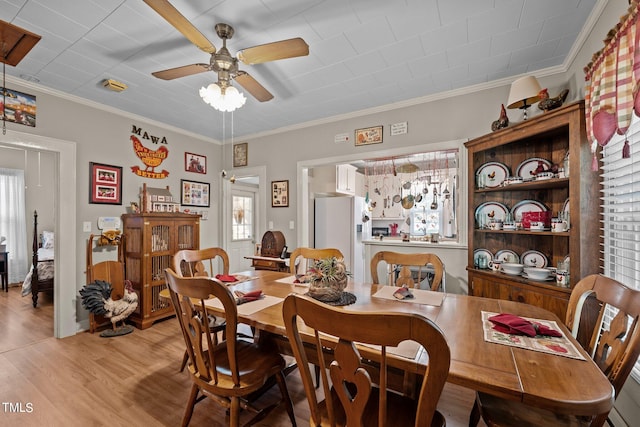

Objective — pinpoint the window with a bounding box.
[601,116,640,381]
[232,195,253,240]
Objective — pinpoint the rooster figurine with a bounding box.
[491,104,509,131]
[538,88,569,112]
[80,280,139,337]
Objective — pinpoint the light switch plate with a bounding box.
[268,221,274,230]
[83,221,92,232]
[289,220,295,229]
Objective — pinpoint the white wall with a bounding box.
[0,80,224,330]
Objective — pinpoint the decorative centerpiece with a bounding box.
[305,257,356,306]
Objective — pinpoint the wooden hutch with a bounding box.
[465,101,599,320]
[122,212,200,329]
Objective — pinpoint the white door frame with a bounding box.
[222,165,266,253]
[0,129,77,338]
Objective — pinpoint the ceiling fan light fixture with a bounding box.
[200,82,246,112]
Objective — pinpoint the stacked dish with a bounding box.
[523,267,554,281]
[501,263,524,275]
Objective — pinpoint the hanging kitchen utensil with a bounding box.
[415,192,423,203]
[402,180,411,190]
[401,194,414,209]
[431,189,438,210]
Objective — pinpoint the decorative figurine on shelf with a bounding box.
[538,88,569,112]
[305,257,355,306]
[491,104,509,131]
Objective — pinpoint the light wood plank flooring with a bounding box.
[0,285,483,426]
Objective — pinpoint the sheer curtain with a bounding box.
[0,168,28,284]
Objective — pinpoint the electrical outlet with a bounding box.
[83,221,92,232]
[268,221,274,230]
[289,220,295,230]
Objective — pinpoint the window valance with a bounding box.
[584,0,640,167]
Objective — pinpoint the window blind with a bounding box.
[601,116,640,382]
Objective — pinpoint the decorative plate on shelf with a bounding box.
[515,157,552,180]
[475,201,509,225]
[495,249,520,263]
[473,248,493,264]
[521,250,548,268]
[511,199,549,221]
[476,161,510,188]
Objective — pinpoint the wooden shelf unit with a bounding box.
[122,212,200,329]
[465,101,600,320]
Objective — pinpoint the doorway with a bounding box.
[0,130,77,338]
[222,166,267,273]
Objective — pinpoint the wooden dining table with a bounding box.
[203,269,613,418]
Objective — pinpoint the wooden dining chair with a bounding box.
[172,248,232,372]
[174,247,230,278]
[370,251,445,291]
[470,274,640,427]
[164,268,296,427]
[289,247,344,276]
[283,293,451,427]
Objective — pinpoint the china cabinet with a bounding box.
[465,101,599,320]
[122,212,200,329]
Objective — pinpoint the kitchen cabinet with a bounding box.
[122,212,200,329]
[465,101,599,320]
[336,164,357,194]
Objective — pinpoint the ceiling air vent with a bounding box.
[102,79,127,92]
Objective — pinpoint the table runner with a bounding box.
[274,275,309,287]
[372,286,445,306]
[481,311,585,360]
[205,295,283,315]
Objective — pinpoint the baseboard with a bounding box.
[608,407,628,427]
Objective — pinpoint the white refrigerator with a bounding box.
[314,196,370,283]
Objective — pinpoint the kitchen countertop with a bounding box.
[363,238,466,249]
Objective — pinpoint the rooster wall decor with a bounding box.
[130,135,170,179]
[79,280,139,337]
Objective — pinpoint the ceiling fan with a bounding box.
[144,0,309,102]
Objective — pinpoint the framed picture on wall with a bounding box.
[185,152,206,174]
[355,125,383,146]
[89,162,122,205]
[271,180,289,207]
[233,142,248,167]
[181,179,210,207]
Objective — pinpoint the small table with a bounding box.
[0,252,8,292]
[244,255,289,272]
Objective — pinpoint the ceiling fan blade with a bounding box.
[144,0,216,54]
[237,37,309,65]
[234,71,274,102]
[152,63,210,80]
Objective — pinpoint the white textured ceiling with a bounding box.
[1,0,599,142]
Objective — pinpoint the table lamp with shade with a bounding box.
[507,76,542,120]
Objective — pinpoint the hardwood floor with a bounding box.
[0,286,483,426]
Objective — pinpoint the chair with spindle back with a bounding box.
[469,274,640,427]
[165,268,296,426]
[283,293,450,426]
[370,251,445,291]
[172,248,231,372]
